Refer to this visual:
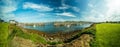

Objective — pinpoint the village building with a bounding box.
[9,20,18,25]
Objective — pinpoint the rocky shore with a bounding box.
[20,27,82,42]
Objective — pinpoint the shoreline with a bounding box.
[10,23,94,47]
[20,26,82,41]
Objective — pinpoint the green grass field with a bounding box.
[1,22,120,47]
[9,25,47,44]
[14,28,47,44]
[0,22,9,47]
[0,22,47,47]
[95,23,120,47]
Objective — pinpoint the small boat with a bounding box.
[33,24,36,27]
[67,25,70,28]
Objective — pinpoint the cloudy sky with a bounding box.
[0,0,120,23]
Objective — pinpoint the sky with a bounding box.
[0,0,120,23]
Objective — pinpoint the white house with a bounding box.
[9,20,18,25]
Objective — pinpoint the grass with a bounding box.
[13,27,47,44]
[0,22,9,47]
[94,23,120,47]
[0,22,47,47]
[47,41,63,45]
[1,22,120,47]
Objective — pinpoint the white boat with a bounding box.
[33,24,36,27]
[67,25,70,28]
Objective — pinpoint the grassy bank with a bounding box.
[0,22,47,47]
[11,26,47,44]
[1,22,120,47]
[94,23,120,47]
[0,22,9,47]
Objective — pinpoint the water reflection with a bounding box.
[24,23,92,33]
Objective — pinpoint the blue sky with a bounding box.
[0,0,120,23]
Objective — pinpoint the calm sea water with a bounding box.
[24,23,92,33]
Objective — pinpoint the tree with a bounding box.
[0,18,4,22]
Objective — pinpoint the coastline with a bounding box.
[19,26,82,41]
[9,23,95,47]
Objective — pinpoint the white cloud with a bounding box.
[81,0,120,22]
[1,6,17,13]
[58,5,80,13]
[72,7,80,12]
[0,0,18,21]
[81,9,106,22]
[56,12,76,17]
[23,2,53,11]
[88,3,94,8]
[58,0,81,13]
[58,5,81,12]
[105,0,120,21]
[1,0,17,13]
[1,13,16,21]
[58,6,69,10]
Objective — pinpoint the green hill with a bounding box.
[0,22,47,47]
[0,23,9,47]
[94,23,120,47]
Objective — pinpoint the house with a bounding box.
[9,20,18,25]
